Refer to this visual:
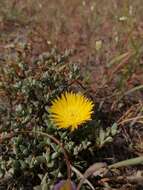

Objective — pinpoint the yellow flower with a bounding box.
[49,92,94,131]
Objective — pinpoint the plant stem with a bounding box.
[109,156,143,169]
[22,131,71,180]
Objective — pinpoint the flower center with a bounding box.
[70,112,76,117]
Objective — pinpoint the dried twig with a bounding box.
[71,165,95,190]
[77,162,107,190]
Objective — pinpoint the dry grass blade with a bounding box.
[124,85,143,96]
[109,156,143,169]
[107,52,131,68]
[118,116,143,126]
[77,162,107,190]
[108,51,132,83]
[71,165,95,190]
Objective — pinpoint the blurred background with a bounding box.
[1,0,143,94]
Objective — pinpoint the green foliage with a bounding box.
[0,42,120,189]
[0,43,79,130]
[0,43,82,188]
[95,123,118,148]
